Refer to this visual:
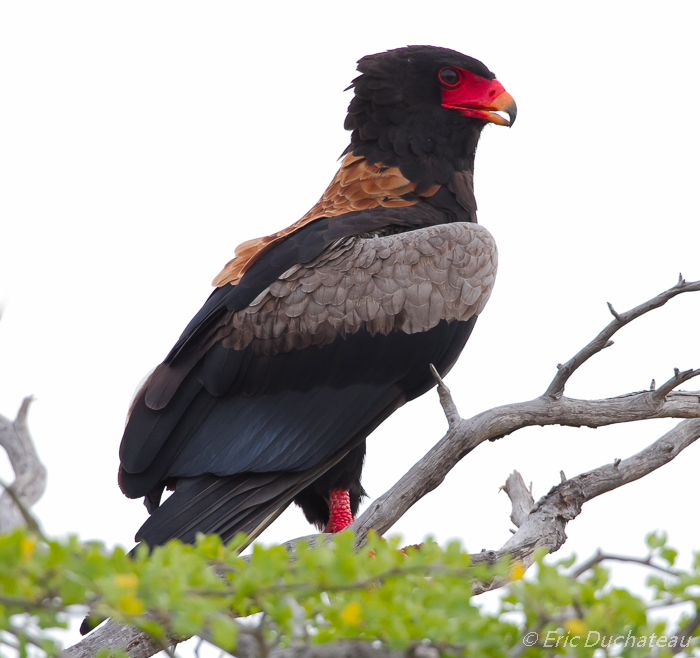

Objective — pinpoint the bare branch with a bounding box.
[652,367,700,401]
[0,480,47,541]
[65,620,181,658]
[0,397,47,533]
[348,389,700,543]
[470,471,536,595]
[606,302,622,322]
[68,418,700,657]
[429,364,461,428]
[67,281,700,656]
[569,549,679,580]
[545,277,700,398]
[480,419,700,566]
[502,471,534,529]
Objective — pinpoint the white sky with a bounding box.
[1,1,699,654]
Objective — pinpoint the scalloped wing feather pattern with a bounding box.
[221,222,497,355]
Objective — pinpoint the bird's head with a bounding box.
[344,45,516,187]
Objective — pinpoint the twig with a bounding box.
[346,283,700,544]
[569,549,680,580]
[348,390,700,544]
[429,364,461,428]
[652,367,700,401]
[471,471,536,595]
[0,397,47,533]
[7,620,69,658]
[545,277,700,398]
[493,419,700,565]
[0,480,47,541]
[502,471,534,529]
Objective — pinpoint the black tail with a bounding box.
[79,470,317,636]
[135,470,321,548]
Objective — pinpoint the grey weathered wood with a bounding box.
[0,397,47,533]
[545,276,700,398]
[66,279,700,657]
[65,620,179,658]
[350,279,700,544]
[503,471,534,529]
[469,470,535,595]
[69,417,700,657]
[496,418,700,562]
[348,386,700,544]
[469,419,700,594]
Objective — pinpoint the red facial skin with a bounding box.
[440,68,517,126]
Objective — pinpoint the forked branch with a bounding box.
[351,278,700,542]
[67,279,700,657]
[545,276,700,398]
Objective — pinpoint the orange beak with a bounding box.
[441,74,517,127]
[459,89,517,127]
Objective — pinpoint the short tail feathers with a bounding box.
[134,471,320,548]
[81,472,306,637]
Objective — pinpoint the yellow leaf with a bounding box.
[20,536,36,561]
[509,560,526,581]
[340,602,362,626]
[115,573,139,589]
[118,594,145,615]
[564,619,586,636]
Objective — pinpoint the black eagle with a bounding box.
[118,45,516,547]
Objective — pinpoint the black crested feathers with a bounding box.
[343,46,496,187]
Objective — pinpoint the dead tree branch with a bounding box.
[545,276,700,398]
[502,470,534,529]
[348,388,700,543]
[67,279,700,656]
[70,418,700,657]
[469,471,535,595]
[350,279,700,543]
[429,365,461,428]
[469,418,700,569]
[569,549,680,580]
[0,397,47,533]
[65,621,175,658]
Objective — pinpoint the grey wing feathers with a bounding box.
[223,223,497,356]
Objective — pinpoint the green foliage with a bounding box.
[0,527,698,657]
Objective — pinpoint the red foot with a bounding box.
[324,489,354,533]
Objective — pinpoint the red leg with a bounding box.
[324,489,354,533]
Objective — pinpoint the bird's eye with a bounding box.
[439,68,460,87]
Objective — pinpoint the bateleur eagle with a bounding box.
[118,45,516,548]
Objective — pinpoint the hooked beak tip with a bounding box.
[505,99,517,127]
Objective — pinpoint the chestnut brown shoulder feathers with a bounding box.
[213,154,441,287]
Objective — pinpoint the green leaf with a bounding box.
[209,616,239,652]
[660,547,678,566]
[646,531,667,549]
